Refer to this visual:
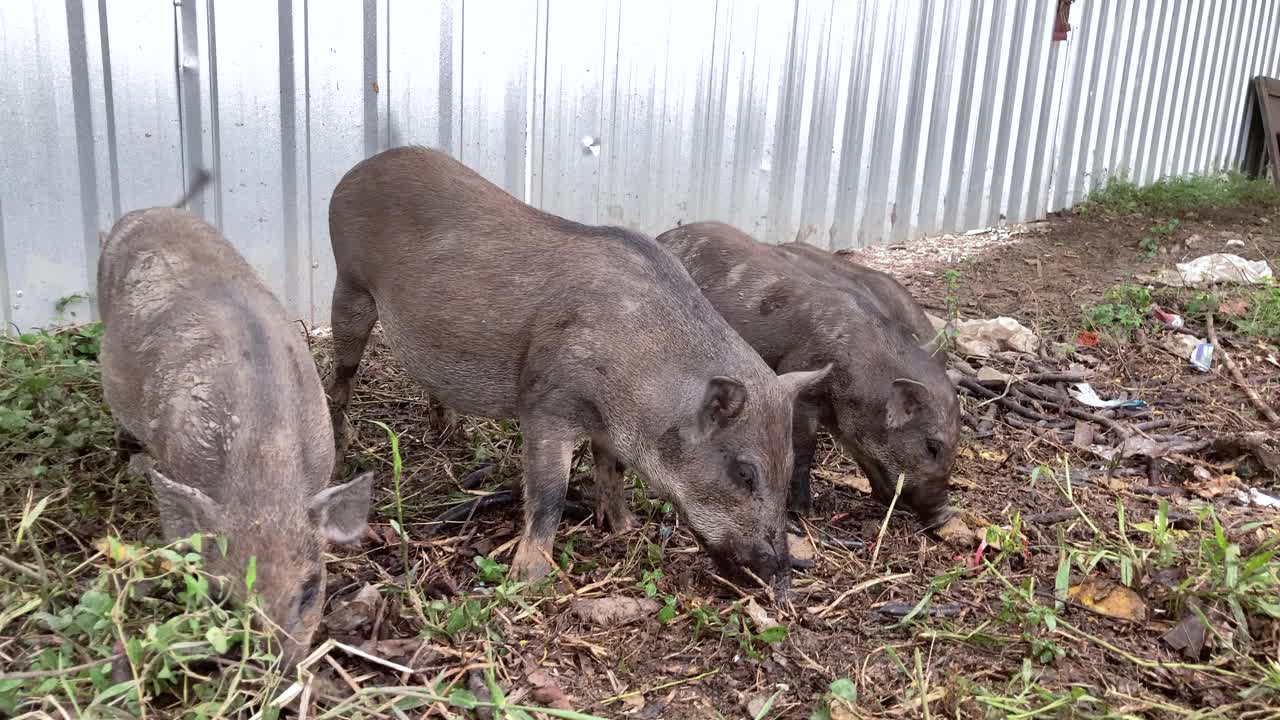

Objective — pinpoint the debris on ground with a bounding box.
[934,513,980,548]
[324,584,382,635]
[571,596,660,628]
[1149,253,1274,287]
[1068,577,1149,622]
[1070,382,1145,409]
[952,316,1040,357]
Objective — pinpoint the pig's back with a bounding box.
[775,243,935,348]
[98,210,333,498]
[328,147,757,416]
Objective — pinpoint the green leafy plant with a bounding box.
[1082,284,1153,339]
[1138,218,1180,257]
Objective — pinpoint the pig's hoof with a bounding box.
[596,506,636,533]
[511,543,554,580]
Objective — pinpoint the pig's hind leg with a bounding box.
[327,274,379,476]
[590,435,635,532]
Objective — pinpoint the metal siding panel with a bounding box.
[830,0,879,249]
[307,1,370,327]
[0,1,92,330]
[208,2,291,313]
[914,0,964,237]
[859,1,910,246]
[1008,0,1054,223]
[460,0,534,201]
[102,2,184,213]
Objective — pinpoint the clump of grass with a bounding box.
[1085,172,1280,215]
[0,324,112,482]
[1184,285,1280,341]
[1082,284,1153,339]
[1138,217,1181,258]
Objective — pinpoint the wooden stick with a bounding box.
[1206,313,1280,426]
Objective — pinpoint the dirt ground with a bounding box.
[2,198,1278,719]
[289,202,1280,718]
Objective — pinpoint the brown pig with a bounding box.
[775,241,944,364]
[656,222,958,528]
[325,146,828,592]
[97,194,374,670]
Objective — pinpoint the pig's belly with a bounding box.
[376,308,522,420]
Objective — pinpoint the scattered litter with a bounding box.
[787,533,817,565]
[1162,333,1203,358]
[875,601,964,619]
[1068,577,1148,622]
[1070,383,1146,409]
[1076,330,1099,348]
[1150,253,1274,288]
[1151,305,1184,329]
[975,366,1010,383]
[1237,487,1280,509]
[744,597,780,632]
[953,317,1039,357]
[1188,467,1239,500]
[934,514,980,548]
[572,596,660,628]
[1190,342,1214,372]
[1226,237,1246,246]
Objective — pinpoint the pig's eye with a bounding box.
[925,439,943,460]
[732,461,759,492]
[299,574,322,609]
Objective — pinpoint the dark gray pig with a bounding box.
[98,195,374,670]
[326,146,828,591]
[775,241,943,363]
[656,222,958,527]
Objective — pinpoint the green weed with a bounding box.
[1082,285,1153,339]
[1138,218,1181,258]
[1085,172,1280,215]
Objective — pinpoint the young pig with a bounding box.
[656,222,958,528]
[326,146,828,592]
[98,193,374,670]
[775,242,944,365]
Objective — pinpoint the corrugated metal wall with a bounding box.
[3,0,1279,330]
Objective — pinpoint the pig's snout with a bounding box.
[908,489,953,530]
[707,537,791,599]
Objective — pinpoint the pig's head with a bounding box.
[144,467,374,670]
[827,357,959,529]
[647,366,830,595]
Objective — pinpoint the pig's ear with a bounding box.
[700,376,749,430]
[308,471,374,545]
[887,378,930,428]
[779,363,832,399]
[146,468,220,539]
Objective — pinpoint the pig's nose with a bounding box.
[916,502,953,530]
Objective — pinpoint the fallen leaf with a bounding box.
[832,474,871,494]
[620,694,646,713]
[1162,612,1209,659]
[1187,467,1240,500]
[1068,577,1148,622]
[976,366,1009,383]
[744,597,779,632]
[948,474,977,490]
[359,638,434,667]
[787,533,816,564]
[324,584,382,634]
[934,515,980,548]
[527,669,573,710]
[1072,422,1096,449]
[1219,297,1249,317]
[572,597,660,628]
[746,692,775,718]
[978,449,1007,463]
[1077,330,1099,347]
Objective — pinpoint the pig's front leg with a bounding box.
[788,399,821,515]
[114,424,144,466]
[510,415,575,580]
[590,435,635,532]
